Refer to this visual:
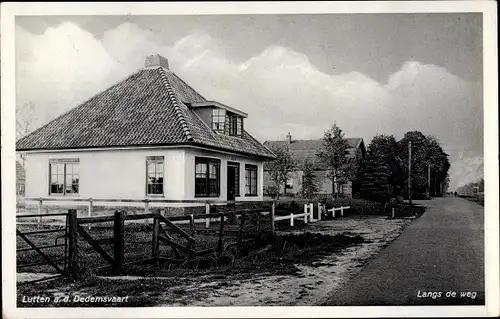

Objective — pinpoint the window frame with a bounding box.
[48,158,80,196]
[245,164,258,197]
[195,157,221,198]
[211,108,226,133]
[146,156,165,196]
[226,115,243,137]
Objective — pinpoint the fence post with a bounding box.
[341,206,344,217]
[144,199,150,214]
[271,200,276,234]
[391,207,395,219]
[151,215,160,259]
[205,203,210,228]
[290,213,294,227]
[309,203,314,222]
[67,209,78,277]
[113,210,125,274]
[239,212,246,243]
[216,213,225,256]
[37,198,43,223]
[303,205,308,224]
[88,198,93,230]
[189,214,195,236]
[333,208,336,218]
[318,203,322,221]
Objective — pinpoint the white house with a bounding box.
[16,54,275,212]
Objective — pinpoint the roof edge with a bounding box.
[17,141,276,160]
[157,67,193,141]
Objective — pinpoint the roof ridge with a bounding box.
[157,67,193,141]
[265,137,362,142]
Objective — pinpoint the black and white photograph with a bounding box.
[1,1,498,318]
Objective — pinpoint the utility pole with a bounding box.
[408,141,412,205]
[428,164,431,198]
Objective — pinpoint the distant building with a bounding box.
[16,161,26,196]
[263,133,366,197]
[16,54,275,211]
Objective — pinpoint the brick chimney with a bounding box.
[286,132,292,144]
[145,54,169,70]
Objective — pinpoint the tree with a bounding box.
[16,102,38,167]
[359,135,401,203]
[16,102,37,140]
[266,145,296,199]
[316,124,351,198]
[457,178,484,195]
[301,158,318,199]
[396,131,450,198]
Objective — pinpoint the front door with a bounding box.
[227,163,239,201]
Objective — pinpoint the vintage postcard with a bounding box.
[1,1,498,318]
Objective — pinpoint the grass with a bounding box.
[17,231,365,307]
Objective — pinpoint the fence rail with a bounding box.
[16,213,70,284]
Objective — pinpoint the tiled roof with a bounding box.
[16,161,26,183]
[263,138,364,170]
[16,66,275,159]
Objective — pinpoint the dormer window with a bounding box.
[227,115,243,137]
[212,109,226,132]
[211,108,244,137]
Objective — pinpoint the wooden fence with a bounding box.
[17,198,356,279]
[16,212,71,284]
[64,206,273,275]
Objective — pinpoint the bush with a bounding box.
[263,186,278,198]
[349,198,385,216]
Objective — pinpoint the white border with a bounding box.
[1,2,498,318]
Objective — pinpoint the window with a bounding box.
[49,159,79,195]
[236,117,243,136]
[212,109,226,132]
[146,156,164,195]
[195,157,220,197]
[212,108,243,137]
[227,116,243,137]
[245,164,258,196]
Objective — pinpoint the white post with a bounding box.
[88,198,93,217]
[290,213,294,227]
[392,207,395,219]
[205,203,210,228]
[37,199,42,215]
[333,208,336,218]
[37,198,43,223]
[145,199,150,213]
[271,200,276,234]
[318,204,322,221]
[309,204,314,222]
[302,205,307,223]
[341,206,344,217]
[88,198,93,230]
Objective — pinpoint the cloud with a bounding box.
[15,21,483,189]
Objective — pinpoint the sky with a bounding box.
[15,14,483,190]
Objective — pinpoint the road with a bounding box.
[322,197,484,305]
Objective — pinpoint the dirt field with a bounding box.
[17,214,416,306]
